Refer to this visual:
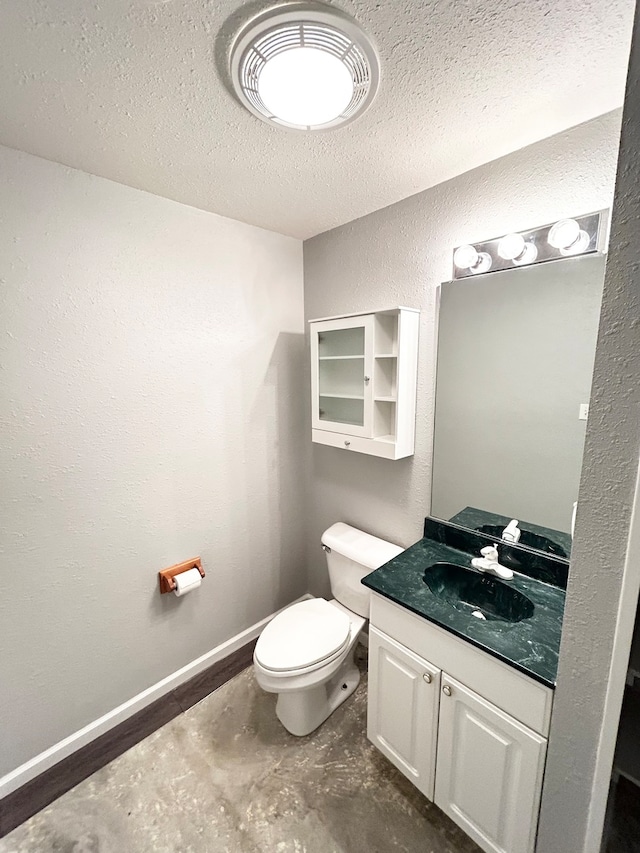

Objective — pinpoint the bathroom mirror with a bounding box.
[430,253,606,560]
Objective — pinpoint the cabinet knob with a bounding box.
[364,376,370,384]
[344,440,351,447]
[422,673,432,684]
[442,685,452,697]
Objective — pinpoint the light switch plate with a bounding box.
[579,403,589,421]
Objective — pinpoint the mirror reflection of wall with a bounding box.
[431,253,606,557]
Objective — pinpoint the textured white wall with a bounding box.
[538,10,640,849]
[0,146,305,777]
[303,111,622,595]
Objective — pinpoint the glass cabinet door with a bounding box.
[310,315,374,437]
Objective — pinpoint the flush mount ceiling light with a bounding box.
[229,3,380,131]
[452,211,607,280]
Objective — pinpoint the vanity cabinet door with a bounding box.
[434,675,547,853]
[367,627,441,801]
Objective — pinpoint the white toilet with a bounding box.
[253,522,403,736]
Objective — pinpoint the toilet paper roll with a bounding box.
[174,567,202,597]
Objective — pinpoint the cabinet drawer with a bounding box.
[312,429,398,458]
[370,594,553,736]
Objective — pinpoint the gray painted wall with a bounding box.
[537,8,640,850]
[432,256,605,532]
[0,146,306,778]
[303,111,622,597]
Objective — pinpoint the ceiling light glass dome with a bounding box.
[229,3,380,131]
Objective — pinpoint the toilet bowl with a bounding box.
[253,523,403,736]
[254,598,365,736]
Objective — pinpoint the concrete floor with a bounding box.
[0,648,480,853]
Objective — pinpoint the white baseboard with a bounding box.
[0,594,312,799]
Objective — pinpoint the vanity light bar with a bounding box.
[452,210,607,280]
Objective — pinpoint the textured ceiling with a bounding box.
[0,0,634,239]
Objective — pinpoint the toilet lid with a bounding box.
[255,599,351,672]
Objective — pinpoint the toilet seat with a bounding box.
[254,599,351,673]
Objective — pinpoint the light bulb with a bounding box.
[453,244,479,270]
[548,219,580,250]
[497,233,526,261]
[560,230,591,256]
[258,47,354,127]
[469,252,492,274]
[512,242,538,266]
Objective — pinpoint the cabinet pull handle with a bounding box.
[443,685,452,697]
[422,673,432,684]
[344,440,351,447]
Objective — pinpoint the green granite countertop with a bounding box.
[362,537,565,689]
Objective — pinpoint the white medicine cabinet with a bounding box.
[309,307,419,459]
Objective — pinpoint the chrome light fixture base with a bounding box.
[229,2,380,131]
[452,211,608,280]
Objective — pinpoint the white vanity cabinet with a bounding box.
[368,595,552,853]
[309,307,419,459]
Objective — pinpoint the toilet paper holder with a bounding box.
[158,557,205,594]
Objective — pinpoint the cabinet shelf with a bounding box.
[320,393,364,400]
[320,415,363,427]
[319,355,365,361]
[375,353,397,359]
[375,396,397,403]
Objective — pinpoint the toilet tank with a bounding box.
[321,522,404,617]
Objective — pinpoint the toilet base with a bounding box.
[275,649,361,736]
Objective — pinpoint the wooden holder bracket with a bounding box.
[158,557,205,594]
